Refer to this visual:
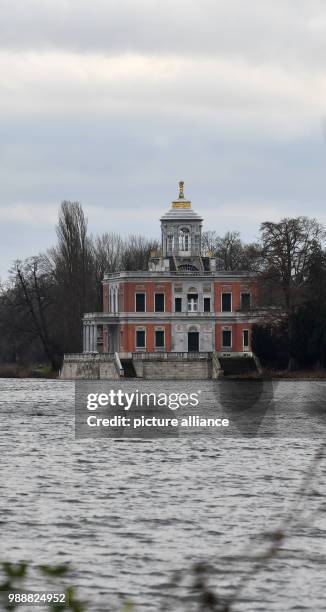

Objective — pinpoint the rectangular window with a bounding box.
[204,297,211,312]
[241,293,251,310]
[243,329,249,348]
[155,293,165,312]
[175,297,182,312]
[222,329,232,348]
[135,293,145,312]
[136,330,145,348]
[221,292,232,312]
[167,235,173,253]
[155,330,165,348]
[187,294,198,312]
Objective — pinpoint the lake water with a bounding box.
[0,379,326,611]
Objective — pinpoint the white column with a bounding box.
[104,324,108,352]
[90,325,94,352]
[86,325,90,352]
[93,325,98,352]
[83,325,86,352]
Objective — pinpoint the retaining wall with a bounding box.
[60,352,257,380]
[134,358,212,379]
[60,355,118,380]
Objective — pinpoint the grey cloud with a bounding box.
[0,0,326,69]
[1,114,326,279]
[0,1,326,280]
[0,51,323,138]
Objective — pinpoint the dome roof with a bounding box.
[160,181,203,223]
[160,206,203,222]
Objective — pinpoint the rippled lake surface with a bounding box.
[1,379,326,611]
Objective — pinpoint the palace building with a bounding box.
[82,182,259,357]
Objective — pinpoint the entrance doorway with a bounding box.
[188,331,199,352]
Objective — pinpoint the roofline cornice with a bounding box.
[103,270,257,282]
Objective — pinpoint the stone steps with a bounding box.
[219,357,258,376]
[120,359,137,378]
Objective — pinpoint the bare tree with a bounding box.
[202,230,261,271]
[201,230,220,256]
[0,256,60,369]
[260,216,326,369]
[121,234,159,271]
[50,201,96,352]
[92,232,123,308]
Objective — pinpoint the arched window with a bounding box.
[179,227,190,251]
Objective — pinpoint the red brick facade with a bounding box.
[101,278,257,353]
[121,282,172,313]
[119,323,172,353]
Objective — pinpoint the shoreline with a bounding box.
[0,364,58,379]
[1,364,326,381]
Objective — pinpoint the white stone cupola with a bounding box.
[160,181,203,260]
[149,181,215,272]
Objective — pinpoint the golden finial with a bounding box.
[179,181,184,199]
[172,180,191,208]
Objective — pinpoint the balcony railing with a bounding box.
[132,351,212,360]
[82,310,261,320]
[104,270,255,279]
[63,353,114,361]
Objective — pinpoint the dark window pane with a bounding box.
[243,330,249,347]
[204,297,210,312]
[136,293,145,312]
[155,330,165,347]
[155,293,165,312]
[136,330,145,347]
[222,330,231,347]
[222,293,232,312]
[241,293,251,310]
[175,297,182,312]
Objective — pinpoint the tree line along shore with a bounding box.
[1,201,326,375]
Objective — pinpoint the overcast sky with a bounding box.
[1,0,326,279]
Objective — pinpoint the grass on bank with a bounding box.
[0,363,58,379]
